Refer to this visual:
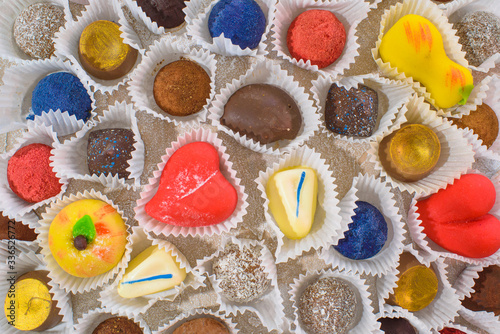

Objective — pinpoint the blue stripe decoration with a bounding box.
[296,171,306,217]
[121,274,173,285]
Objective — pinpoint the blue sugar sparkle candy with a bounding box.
[29,72,92,121]
[208,0,266,50]
[334,200,388,260]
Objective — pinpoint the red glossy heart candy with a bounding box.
[145,142,238,227]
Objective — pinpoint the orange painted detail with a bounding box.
[94,222,110,236]
[94,204,115,219]
[446,66,466,90]
[92,246,114,264]
[404,21,433,53]
[57,211,69,225]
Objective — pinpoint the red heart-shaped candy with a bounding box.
[145,142,238,227]
[416,174,500,258]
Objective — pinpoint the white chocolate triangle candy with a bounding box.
[117,245,187,298]
[266,166,318,240]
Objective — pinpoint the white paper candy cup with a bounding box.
[372,0,488,116]
[311,73,414,143]
[432,324,480,334]
[319,173,405,276]
[0,58,96,135]
[127,35,217,128]
[0,123,69,218]
[135,127,248,237]
[289,269,377,334]
[365,94,475,196]
[37,189,133,293]
[51,101,145,190]
[153,309,239,334]
[195,237,285,332]
[460,308,500,333]
[0,249,73,333]
[98,226,205,317]
[255,145,343,263]
[271,0,370,78]
[53,0,144,94]
[208,60,319,155]
[186,0,275,57]
[74,308,151,334]
[375,310,431,334]
[0,0,71,63]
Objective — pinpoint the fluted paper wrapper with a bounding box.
[0,0,71,63]
[289,269,377,334]
[375,310,430,334]
[433,323,480,334]
[0,211,40,253]
[127,36,217,127]
[365,94,475,196]
[51,101,145,190]
[135,127,248,237]
[372,0,488,116]
[0,124,69,217]
[38,189,133,293]
[255,145,343,263]
[74,308,151,334]
[208,60,319,155]
[408,170,500,265]
[0,249,73,333]
[153,309,239,334]
[376,245,462,330]
[186,0,275,57]
[195,237,285,332]
[98,226,205,317]
[319,173,405,276]
[311,73,414,143]
[460,308,500,333]
[53,0,143,94]
[271,0,370,78]
[0,58,96,135]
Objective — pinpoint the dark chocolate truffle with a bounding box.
[87,128,136,179]
[299,277,358,334]
[212,243,270,303]
[0,213,37,241]
[325,83,378,137]
[462,265,500,316]
[378,317,416,334]
[454,11,500,67]
[221,83,302,144]
[92,316,143,334]
[153,60,211,116]
[136,0,188,29]
[450,103,499,148]
[172,317,229,334]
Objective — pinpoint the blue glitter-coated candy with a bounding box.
[29,72,92,121]
[334,200,388,260]
[208,0,266,50]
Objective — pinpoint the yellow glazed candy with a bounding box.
[49,199,128,278]
[379,14,474,109]
[266,166,318,239]
[393,265,439,312]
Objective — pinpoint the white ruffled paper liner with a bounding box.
[0,58,96,135]
[37,189,133,293]
[51,101,145,190]
[407,169,500,265]
[153,308,239,334]
[0,210,40,253]
[135,127,248,237]
[0,0,72,64]
[74,307,151,334]
[319,173,405,276]
[271,0,370,78]
[376,245,462,330]
[98,226,205,317]
[195,237,285,332]
[365,94,475,196]
[0,249,73,333]
[0,123,69,218]
[311,73,414,143]
[375,309,431,333]
[208,60,319,155]
[53,0,144,94]
[289,269,377,334]
[441,0,500,73]
[127,35,217,128]
[185,0,275,57]
[371,0,489,117]
[255,145,343,263]
[433,323,480,334]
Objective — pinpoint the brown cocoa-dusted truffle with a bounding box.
[172,317,229,334]
[136,0,188,29]
[0,212,37,241]
[221,84,302,144]
[153,60,211,116]
[450,103,499,148]
[92,316,143,334]
[462,265,500,316]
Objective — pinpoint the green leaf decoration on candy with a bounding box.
[72,215,96,243]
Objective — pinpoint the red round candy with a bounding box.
[439,328,467,334]
[286,9,346,69]
[7,143,62,203]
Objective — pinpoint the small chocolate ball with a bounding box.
[74,235,87,251]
